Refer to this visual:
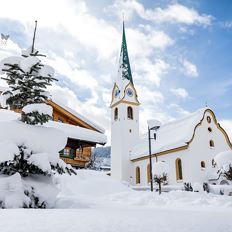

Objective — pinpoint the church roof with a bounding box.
[130,107,211,161]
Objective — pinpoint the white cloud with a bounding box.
[134,58,170,86]
[171,88,189,98]
[108,1,212,26]
[46,55,99,91]
[0,0,120,60]
[181,58,198,77]
[168,104,190,117]
[127,28,173,59]
[137,85,164,104]
[0,39,21,60]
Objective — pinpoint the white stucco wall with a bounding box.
[111,102,139,182]
[131,110,232,186]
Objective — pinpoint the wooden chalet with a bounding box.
[47,99,106,168]
[0,87,107,168]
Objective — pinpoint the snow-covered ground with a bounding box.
[1,170,232,232]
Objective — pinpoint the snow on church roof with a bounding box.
[130,107,210,160]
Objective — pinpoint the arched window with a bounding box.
[147,164,151,183]
[201,161,206,169]
[127,106,133,120]
[175,158,183,181]
[114,108,118,120]
[208,127,212,132]
[209,140,214,147]
[136,166,140,184]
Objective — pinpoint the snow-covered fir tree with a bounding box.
[1,23,56,125]
[214,151,232,181]
[0,22,75,208]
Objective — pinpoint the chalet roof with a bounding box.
[0,109,107,145]
[46,121,107,145]
[50,99,105,133]
[0,86,105,134]
[130,107,210,161]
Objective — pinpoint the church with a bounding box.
[110,23,232,187]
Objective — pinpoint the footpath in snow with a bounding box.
[0,170,232,232]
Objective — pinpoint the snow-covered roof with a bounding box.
[131,108,210,160]
[45,121,107,145]
[0,109,107,145]
[0,85,105,134]
[49,99,105,134]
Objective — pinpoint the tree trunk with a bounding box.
[158,182,161,195]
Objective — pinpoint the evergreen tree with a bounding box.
[1,21,56,125]
[0,21,75,208]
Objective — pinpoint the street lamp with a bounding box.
[147,119,161,192]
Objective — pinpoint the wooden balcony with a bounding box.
[61,156,90,168]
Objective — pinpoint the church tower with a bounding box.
[110,22,140,183]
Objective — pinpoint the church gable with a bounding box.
[188,109,232,150]
[130,108,232,162]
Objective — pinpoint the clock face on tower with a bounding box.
[126,88,133,97]
[114,89,120,98]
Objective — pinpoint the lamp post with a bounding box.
[147,120,161,192]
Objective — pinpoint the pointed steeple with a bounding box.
[118,22,133,84]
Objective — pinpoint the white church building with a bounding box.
[110,23,232,187]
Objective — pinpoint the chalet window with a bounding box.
[114,108,118,120]
[201,161,206,169]
[175,158,183,181]
[147,164,151,183]
[69,148,75,159]
[208,127,212,132]
[207,116,211,123]
[127,106,133,120]
[209,140,214,147]
[63,148,70,157]
[136,166,140,184]
[58,117,63,123]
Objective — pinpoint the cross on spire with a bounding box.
[31,20,37,54]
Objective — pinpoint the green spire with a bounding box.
[119,22,133,84]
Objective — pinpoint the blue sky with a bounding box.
[0,0,231,142]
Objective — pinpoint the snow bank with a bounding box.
[0,109,20,121]
[57,170,130,198]
[110,190,232,208]
[55,170,232,210]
